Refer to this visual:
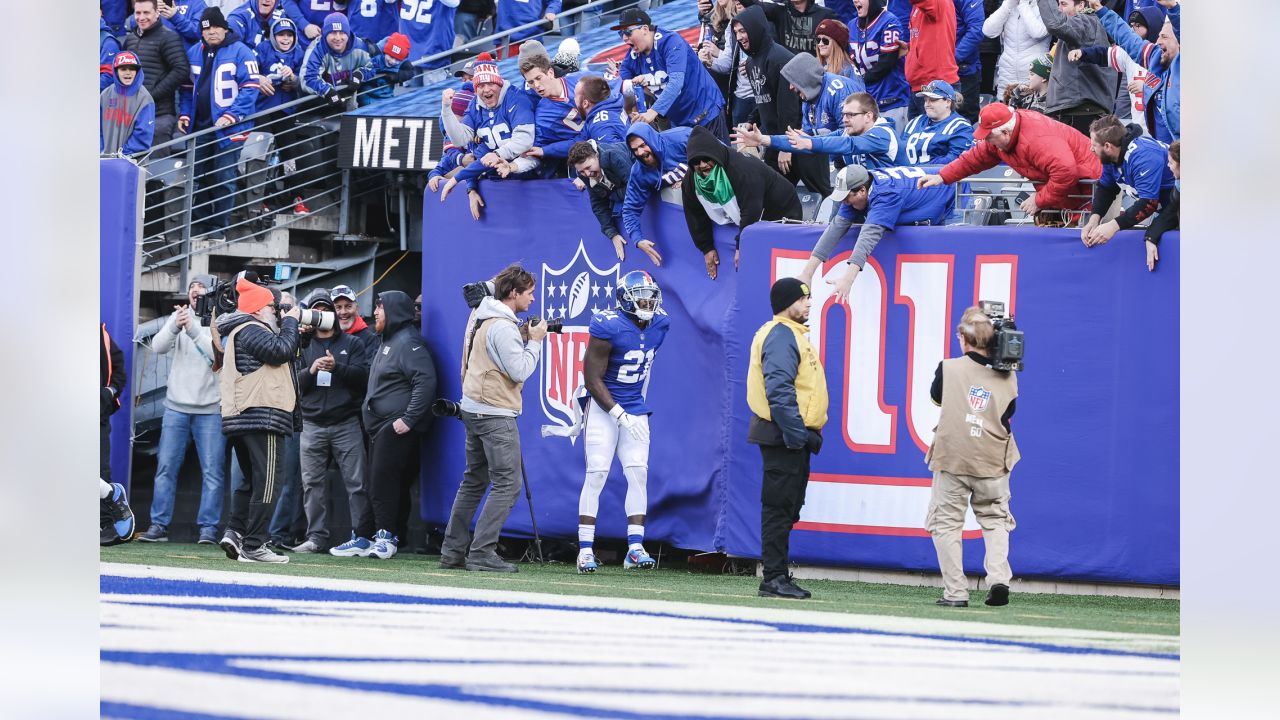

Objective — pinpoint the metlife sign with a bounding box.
[337,115,447,172]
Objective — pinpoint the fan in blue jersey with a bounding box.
[1080,115,1176,265]
[228,0,289,49]
[901,79,974,166]
[438,58,536,216]
[575,270,671,574]
[737,91,902,170]
[179,7,261,238]
[398,0,459,70]
[254,18,306,113]
[155,0,208,47]
[851,0,910,131]
[731,52,860,151]
[621,122,691,268]
[520,58,630,164]
[612,9,728,141]
[799,165,955,298]
[427,142,469,192]
[346,0,399,45]
[497,0,559,46]
[300,13,375,106]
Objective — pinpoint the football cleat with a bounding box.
[577,552,599,574]
[623,547,657,570]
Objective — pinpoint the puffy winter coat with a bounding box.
[938,108,1101,209]
[982,0,1050,99]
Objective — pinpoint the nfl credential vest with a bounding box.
[926,357,1020,477]
[461,317,524,414]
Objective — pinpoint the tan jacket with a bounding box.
[220,321,297,418]
[926,356,1020,477]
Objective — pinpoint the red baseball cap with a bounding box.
[973,102,1015,140]
[113,51,141,70]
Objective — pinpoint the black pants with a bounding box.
[365,422,421,539]
[228,432,287,550]
[1050,104,1107,136]
[957,72,981,124]
[100,418,112,483]
[759,444,811,582]
[766,148,833,197]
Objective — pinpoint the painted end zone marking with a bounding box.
[798,473,982,539]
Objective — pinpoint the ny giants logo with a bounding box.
[539,241,620,429]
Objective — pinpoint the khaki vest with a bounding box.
[926,357,1020,476]
[461,316,524,413]
[747,317,829,430]
[219,321,297,418]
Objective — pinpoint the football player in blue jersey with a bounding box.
[399,0,460,70]
[613,9,729,142]
[1080,114,1176,260]
[798,165,955,297]
[576,271,671,573]
[901,79,975,166]
[851,0,911,132]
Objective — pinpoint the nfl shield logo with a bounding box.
[539,240,620,429]
[967,386,992,413]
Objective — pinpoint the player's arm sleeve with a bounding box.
[761,324,809,450]
[811,212,854,262]
[622,171,652,243]
[848,223,889,269]
[124,100,156,155]
[681,180,716,254]
[583,333,617,409]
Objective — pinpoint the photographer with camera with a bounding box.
[440,264,544,573]
[358,291,439,560]
[925,305,1022,608]
[138,276,227,545]
[214,276,302,564]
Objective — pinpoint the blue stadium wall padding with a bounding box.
[421,181,1179,586]
[100,158,142,489]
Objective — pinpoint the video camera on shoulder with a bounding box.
[978,300,1024,373]
[194,271,254,326]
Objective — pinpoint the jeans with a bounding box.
[730,95,756,126]
[148,409,226,531]
[455,12,490,44]
[231,431,302,542]
[442,412,523,562]
[192,136,240,232]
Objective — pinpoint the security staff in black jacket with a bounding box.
[683,125,802,280]
[294,289,371,554]
[735,5,834,197]
[362,291,439,559]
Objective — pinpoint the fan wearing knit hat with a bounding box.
[213,274,303,564]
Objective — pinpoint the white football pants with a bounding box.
[578,398,650,519]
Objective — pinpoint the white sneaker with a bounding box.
[238,545,289,563]
[368,530,399,560]
[291,539,323,554]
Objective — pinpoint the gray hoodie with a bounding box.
[153,312,221,414]
[460,296,542,417]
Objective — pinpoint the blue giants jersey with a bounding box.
[463,86,536,152]
[837,166,956,226]
[348,0,399,43]
[1099,136,1175,201]
[803,73,862,135]
[590,309,671,416]
[850,10,910,111]
[618,27,724,128]
[398,0,459,68]
[901,111,974,165]
[532,72,590,149]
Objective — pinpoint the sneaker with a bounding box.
[293,196,311,215]
[265,538,292,554]
[367,530,399,560]
[197,527,219,545]
[758,575,809,600]
[138,524,168,543]
[984,583,1010,607]
[623,546,656,570]
[291,539,323,554]
[329,532,374,557]
[103,483,135,542]
[935,598,969,608]
[238,545,289,563]
[465,554,518,573]
[577,552,599,574]
[219,529,244,560]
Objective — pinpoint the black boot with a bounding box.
[759,575,809,599]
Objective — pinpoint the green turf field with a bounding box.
[102,543,1178,638]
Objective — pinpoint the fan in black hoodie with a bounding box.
[362,290,439,557]
[735,5,833,196]
[683,126,802,280]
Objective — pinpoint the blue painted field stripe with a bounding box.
[101,574,1180,661]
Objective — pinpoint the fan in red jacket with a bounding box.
[918,102,1101,219]
[905,0,958,92]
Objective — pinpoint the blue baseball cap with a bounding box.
[916,80,957,101]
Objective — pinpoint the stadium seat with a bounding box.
[145,156,188,189]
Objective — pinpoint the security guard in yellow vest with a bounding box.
[747,278,829,600]
[925,306,1021,608]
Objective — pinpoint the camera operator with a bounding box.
[925,306,1021,608]
[214,276,302,564]
[291,289,371,556]
[360,290,438,560]
[440,264,544,573]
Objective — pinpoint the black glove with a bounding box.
[323,87,341,103]
[101,387,118,418]
[804,429,823,455]
[351,68,368,84]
